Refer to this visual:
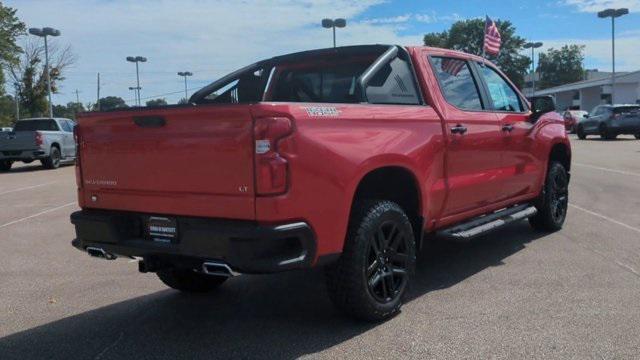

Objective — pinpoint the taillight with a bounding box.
[73,125,83,188]
[254,117,293,195]
[35,131,43,147]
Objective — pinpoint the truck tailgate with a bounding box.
[78,105,256,220]
[0,131,37,152]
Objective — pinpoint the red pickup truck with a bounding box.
[71,45,570,321]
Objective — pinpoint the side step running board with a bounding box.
[436,204,537,242]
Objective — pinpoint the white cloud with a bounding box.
[563,0,640,12]
[361,14,412,24]
[415,12,463,23]
[8,0,426,105]
[540,33,640,70]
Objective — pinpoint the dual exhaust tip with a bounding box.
[85,247,237,277]
[86,247,117,260]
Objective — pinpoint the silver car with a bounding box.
[0,118,77,171]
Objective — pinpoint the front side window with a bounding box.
[430,57,483,111]
[479,65,524,112]
[59,120,72,132]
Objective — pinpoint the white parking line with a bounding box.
[0,181,60,196]
[569,203,640,234]
[573,163,640,178]
[0,202,75,230]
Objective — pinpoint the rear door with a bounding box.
[78,105,257,220]
[58,120,76,157]
[427,55,504,217]
[474,62,540,200]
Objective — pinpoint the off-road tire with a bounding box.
[0,160,12,172]
[157,268,227,293]
[42,146,61,169]
[325,200,416,322]
[529,161,569,232]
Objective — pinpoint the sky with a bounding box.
[6,0,640,106]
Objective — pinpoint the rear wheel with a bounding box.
[0,160,12,172]
[576,125,587,140]
[157,268,227,293]
[42,146,61,169]
[325,200,416,321]
[529,161,569,232]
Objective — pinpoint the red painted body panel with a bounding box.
[75,46,570,264]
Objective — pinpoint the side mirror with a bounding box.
[528,96,556,122]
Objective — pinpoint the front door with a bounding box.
[475,63,541,200]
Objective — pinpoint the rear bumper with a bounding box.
[0,149,46,161]
[70,210,317,274]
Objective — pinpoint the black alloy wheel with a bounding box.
[366,220,410,304]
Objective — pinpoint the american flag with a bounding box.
[484,16,501,56]
[441,58,465,76]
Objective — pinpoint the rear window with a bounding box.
[13,120,59,131]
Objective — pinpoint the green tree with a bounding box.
[424,18,531,88]
[9,39,76,117]
[53,101,85,119]
[537,45,585,90]
[94,96,128,111]
[146,98,168,107]
[0,3,26,96]
[0,94,16,126]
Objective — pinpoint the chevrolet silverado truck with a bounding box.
[0,117,77,171]
[70,45,571,321]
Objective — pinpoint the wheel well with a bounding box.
[549,143,570,172]
[351,167,423,244]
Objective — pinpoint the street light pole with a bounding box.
[28,27,60,118]
[177,71,193,101]
[13,82,20,122]
[321,18,347,48]
[598,8,628,105]
[524,42,543,97]
[126,56,147,106]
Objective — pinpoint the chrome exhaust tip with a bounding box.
[202,261,239,277]
[86,247,117,260]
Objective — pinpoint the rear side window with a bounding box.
[431,57,483,111]
[14,120,59,131]
[59,120,72,132]
[479,65,524,112]
[613,106,640,114]
[365,57,420,105]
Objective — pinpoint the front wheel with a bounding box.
[635,134,640,140]
[42,147,61,169]
[325,200,416,321]
[576,125,587,140]
[529,161,569,232]
[157,268,228,293]
[0,160,12,172]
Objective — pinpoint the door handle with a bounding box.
[502,124,514,132]
[450,124,467,135]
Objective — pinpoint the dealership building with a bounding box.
[530,70,640,112]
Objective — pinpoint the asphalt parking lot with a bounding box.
[0,135,639,359]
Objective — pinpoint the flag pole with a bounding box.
[481,15,487,67]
